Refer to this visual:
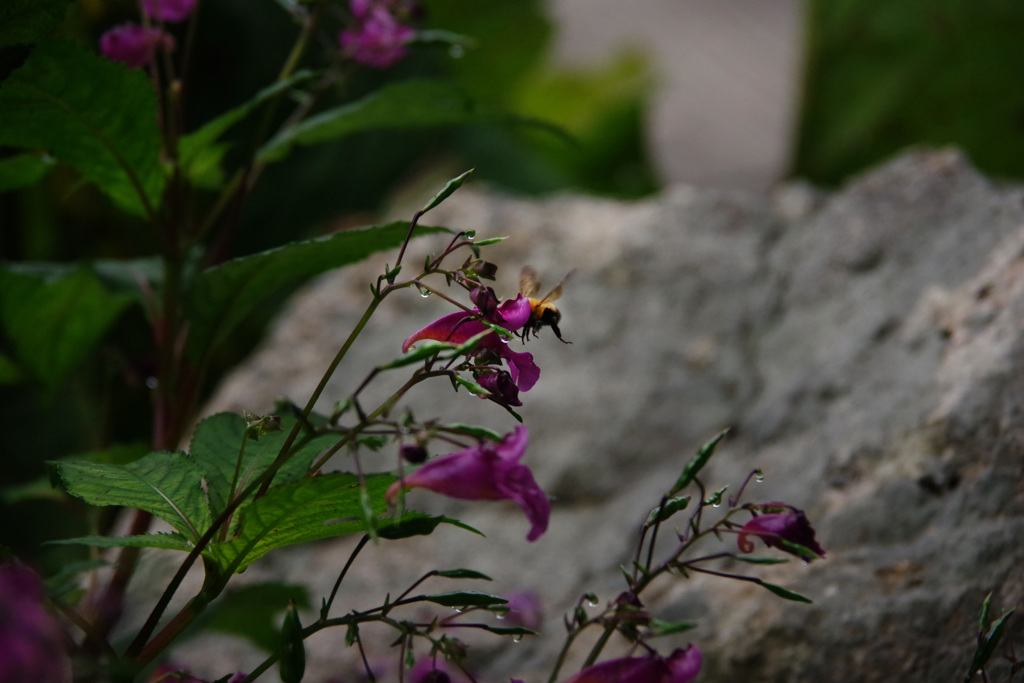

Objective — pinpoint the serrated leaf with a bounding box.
[188,412,338,519]
[50,452,212,541]
[435,569,491,581]
[258,80,479,164]
[649,618,698,636]
[756,579,813,604]
[179,72,315,189]
[184,222,447,358]
[0,0,71,49]
[670,430,728,495]
[48,532,194,552]
[0,40,164,216]
[0,152,53,192]
[213,472,397,573]
[0,264,134,386]
[419,591,507,608]
[420,169,473,215]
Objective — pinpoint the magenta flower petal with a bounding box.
[503,590,544,631]
[494,294,532,330]
[99,24,171,69]
[664,645,702,683]
[562,645,701,683]
[477,370,522,407]
[498,345,539,391]
[340,4,414,69]
[402,311,487,353]
[387,426,550,541]
[0,565,71,683]
[737,502,825,562]
[142,0,196,22]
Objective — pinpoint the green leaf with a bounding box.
[968,599,1014,678]
[482,626,535,637]
[420,169,474,215]
[49,452,212,542]
[419,591,507,608]
[198,583,311,653]
[435,569,491,581]
[179,72,315,189]
[649,618,698,637]
[0,152,53,192]
[0,40,164,217]
[188,412,339,519]
[184,221,447,357]
[0,0,70,49]
[445,424,503,442]
[645,496,691,527]
[258,80,479,164]
[670,430,728,496]
[48,532,194,552]
[213,472,397,573]
[374,513,479,540]
[756,579,813,604]
[0,264,134,386]
[734,556,790,565]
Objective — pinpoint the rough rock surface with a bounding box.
[184,149,1024,682]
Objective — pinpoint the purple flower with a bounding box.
[403,293,540,392]
[477,370,522,408]
[142,0,196,22]
[737,502,825,562]
[339,0,415,69]
[409,657,472,683]
[387,426,550,542]
[100,23,173,69]
[0,565,71,683]
[563,645,701,683]
[502,589,543,631]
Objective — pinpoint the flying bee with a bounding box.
[519,266,575,343]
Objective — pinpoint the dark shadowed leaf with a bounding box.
[419,591,507,608]
[197,583,311,653]
[184,222,447,358]
[0,40,164,216]
[0,0,71,48]
[756,579,813,604]
[0,264,134,386]
[48,532,194,552]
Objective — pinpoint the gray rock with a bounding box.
[186,149,1023,682]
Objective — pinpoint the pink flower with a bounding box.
[387,426,550,542]
[403,292,540,392]
[477,370,522,408]
[737,502,825,562]
[99,24,174,69]
[339,1,415,69]
[563,645,702,683]
[142,0,196,22]
[0,565,71,683]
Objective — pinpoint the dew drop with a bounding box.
[453,607,463,613]
[512,635,522,643]
[416,285,431,298]
[449,44,465,59]
[586,599,598,608]
[495,613,506,620]
[712,502,722,508]
[145,377,158,389]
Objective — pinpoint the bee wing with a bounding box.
[520,266,541,298]
[539,268,576,304]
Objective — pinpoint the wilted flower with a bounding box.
[387,426,550,541]
[142,0,196,22]
[99,24,174,69]
[476,370,522,408]
[737,502,825,562]
[339,0,415,69]
[563,645,701,683]
[0,565,71,683]
[400,443,429,464]
[403,292,540,392]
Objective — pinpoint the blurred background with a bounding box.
[4,0,1024,573]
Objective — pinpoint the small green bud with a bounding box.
[278,600,305,683]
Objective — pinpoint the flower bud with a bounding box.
[401,443,429,464]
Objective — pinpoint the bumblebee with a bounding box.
[519,266,575,343]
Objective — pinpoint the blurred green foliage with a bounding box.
[792,0,1024,185]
